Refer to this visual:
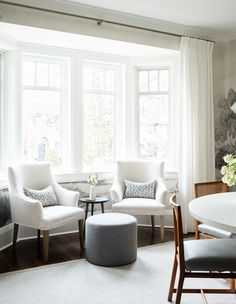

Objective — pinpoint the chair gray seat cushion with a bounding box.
[85,213,137,267]
[184,239,236,271]
[198,223,232,238]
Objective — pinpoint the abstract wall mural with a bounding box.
[215,88,236,170]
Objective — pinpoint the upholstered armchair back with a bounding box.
[116,160,164,182]
[8,162,54,191]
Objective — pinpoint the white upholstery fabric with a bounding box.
[112,198,165,215]
[40,206,85,230]
[115,160,165,183]
[110,160,167,216]
[8,162,85,230]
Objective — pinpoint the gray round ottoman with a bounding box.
[85,213,137,267]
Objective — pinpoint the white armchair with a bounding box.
[8,162,85,262]
[110,160,167,242]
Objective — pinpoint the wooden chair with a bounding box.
[194,181,229,239]
[168,194,236,304]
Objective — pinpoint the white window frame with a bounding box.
[82,60,124,172]
[137,67,170,159]
[21,54,70,170]
[131,56,179,172]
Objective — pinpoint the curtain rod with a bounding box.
[0,0,215,43]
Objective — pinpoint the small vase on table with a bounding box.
[89,185,96,201]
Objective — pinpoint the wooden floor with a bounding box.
[0,226,178,274]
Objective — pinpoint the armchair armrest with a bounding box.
[52,182,80,207]
[156,179,168,206]
[110,180,124,203]
[12,193,44,227]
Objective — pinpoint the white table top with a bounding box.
[189,192,236,234]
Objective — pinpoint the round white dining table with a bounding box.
[189,192,236,234]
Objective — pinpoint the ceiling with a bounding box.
[2,0,236,42]
[64,0,236,41]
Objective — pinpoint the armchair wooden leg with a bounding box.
[160,215,165,243]
[151,215,155,232]
[78,219,84,249]
[43,230,49,263]
[13,223,19,249]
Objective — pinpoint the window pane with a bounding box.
[23,90,61,166]
[84,67,93,90]
[23,61,35,86]
[105,70,115,91]
[49,64,61,87]
[94,69,104,90]
[159,70,169,91]
[139,95,168,159]
[36,63,49,86]
[149,70,158,91]
[84,93,114,167]
[139,71,148,92]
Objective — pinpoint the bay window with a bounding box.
[0,45,178,178]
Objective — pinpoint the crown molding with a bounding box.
[0,0,233,43]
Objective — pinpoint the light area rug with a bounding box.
[0,242,235,304]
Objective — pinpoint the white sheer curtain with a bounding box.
[179,37,215,233]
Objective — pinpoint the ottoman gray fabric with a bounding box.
[85,213,137,266]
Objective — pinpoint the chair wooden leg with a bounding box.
[201,289,208,304]
[168,255,178,301]
[160,215,164,242]
[151,215,155,232]
[78,219,84,249]
[13,223,19,248]
[230,279,235,292]
[37,229,41,242]
[175,274,184,304]
[43,230,49,263]
[195,220,200,239]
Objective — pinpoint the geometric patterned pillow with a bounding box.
[23,185,58,207]
[124,180,157,199]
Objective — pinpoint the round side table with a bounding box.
[79,195,109,220]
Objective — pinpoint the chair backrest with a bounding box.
[195,181,229,198]
[115,160,164,182]
[8,162,54,191]
[169,194,185,271]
